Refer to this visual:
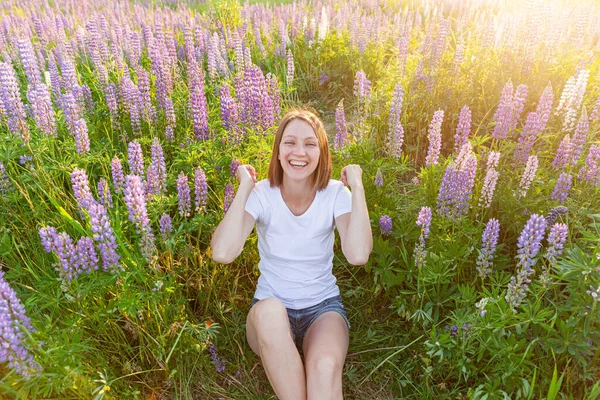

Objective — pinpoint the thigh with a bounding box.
[246,298,294,356]
[302,311,349,363]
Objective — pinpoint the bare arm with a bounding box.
[210,166,257,264]
[335,183,372,265]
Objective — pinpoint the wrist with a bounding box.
[239,182,255,196]
[350,182,364,191]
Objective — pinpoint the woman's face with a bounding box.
[278,119,320,184]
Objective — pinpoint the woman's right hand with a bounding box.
[236,164,258,190]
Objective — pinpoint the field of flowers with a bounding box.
[0,0,599,398]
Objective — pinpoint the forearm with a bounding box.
[210,184,252,263]
[344,185,373,265]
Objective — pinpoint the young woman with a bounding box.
[210,108,372,399]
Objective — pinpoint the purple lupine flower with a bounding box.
[123,175,152,233]
[319,72,330,85]
[105,83,119,124]
[19,155,32,168]
[374,170,384,187]
[97,178,112,208]
[545,206,569,227]
[177,172,191,217]
[551,172,573,204]
[39,226,58,253]
[51,231,77,281]
[219,84,240,140]
[87,202,120,272]
[0,270,42,379]
[208,344,226,373]
[454,105,471,153]
[165,96,176,129]
[353,70,371,104]
[545,223,568,265]
[514,112,540,165]
[224,182,235,213]
[591,94,600,121]
[579,144,600,185]
[516,214,547,269]
[71,168,94,213]
[492,80,514,139]
[0,162,12,196]
[111,157,125,193]
[387,84,404,158]
[556,70,589,132]
[416,207,432,239]
[476,219,500,278]
[425,110,444,166]
[569,108,589,166]
[552,134,572,170]
[0,62,31,143]
[123,175,155,261]
[159,214,172,240]
[17,38,41,86]
[436,143,477,219]
[194,167,208,212]
[27,82,56,136]
[334,99,348,151]
[165,125,174,142]
[73,118,90,154]
[506,214,547,309]
[0,162,11,195]
[149,138,167,195]
[190,81,209,141]
[230,158,241,178]
[453,37,465,70]
[266,72,281,125]
[478,167,499,209]
[286,49,294,87]
[379,215,392,235]
[61,91,82,135]
[535,82,553,131]
[397,36,409,72]
[518,155,538,198]
[508,84,528,132]
[127,140,144,177]
[74,236,99,275]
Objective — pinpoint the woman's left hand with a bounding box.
[340,164,363,189]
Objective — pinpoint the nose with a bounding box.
[292,144,307,155]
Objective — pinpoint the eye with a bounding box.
[284,141,294,145]
[307,143,317,146]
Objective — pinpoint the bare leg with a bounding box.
[247,298,306,400]
[302,312,349,400]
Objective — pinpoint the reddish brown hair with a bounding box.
[268,108,332,191]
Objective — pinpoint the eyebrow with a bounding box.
[282,135,317,140]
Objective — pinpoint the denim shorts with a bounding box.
[251,295,350,350]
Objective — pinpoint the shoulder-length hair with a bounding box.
[268,107,332,191]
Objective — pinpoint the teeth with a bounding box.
[290,161,307,167]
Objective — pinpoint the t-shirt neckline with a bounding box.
[277,186,319,217]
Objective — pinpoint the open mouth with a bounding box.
[289,160,308,170]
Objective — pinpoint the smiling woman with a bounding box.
[210,107,373,399]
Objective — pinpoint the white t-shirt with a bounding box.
[244,179,353,309]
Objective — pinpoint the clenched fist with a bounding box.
[340,164,363,190]
[236,164,258,191]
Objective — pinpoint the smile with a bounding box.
[289,161,308,169]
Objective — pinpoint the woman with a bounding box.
[210,108,372,399]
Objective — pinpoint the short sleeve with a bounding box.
[333,185,352,219]
[245,187,264,222]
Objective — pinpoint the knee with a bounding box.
[306,353,342,378]
[251,298,289,335]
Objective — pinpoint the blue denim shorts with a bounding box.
[251,295,350,350]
